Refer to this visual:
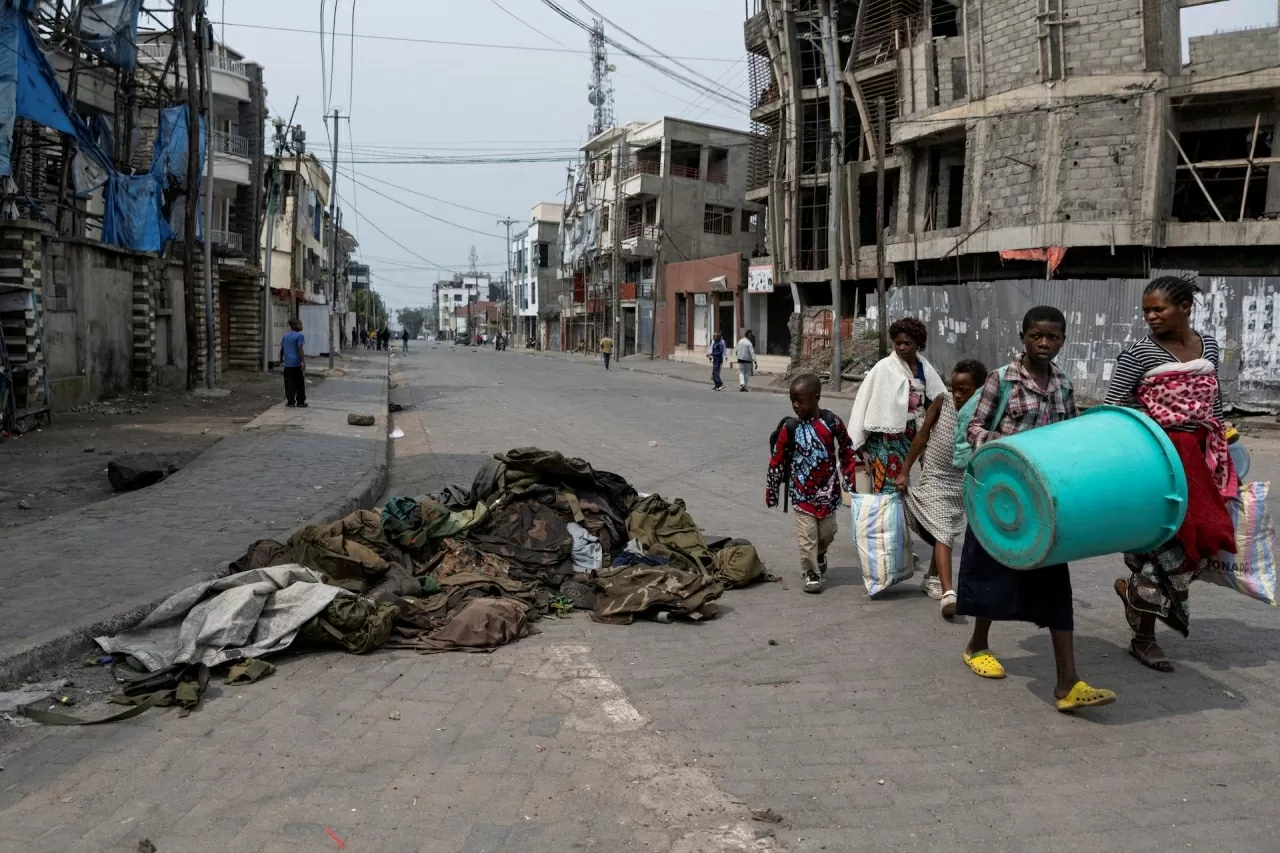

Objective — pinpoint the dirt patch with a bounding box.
[0,371,289,531]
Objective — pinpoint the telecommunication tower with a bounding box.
[587,19,615,137]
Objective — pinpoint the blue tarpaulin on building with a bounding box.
[79,0,144,72]
[0,3,179,253]
[102,173,170,253]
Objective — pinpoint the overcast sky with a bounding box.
[216,0,1277,316]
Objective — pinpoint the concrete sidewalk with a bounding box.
[515,347,861,399]
[0,352,391,685]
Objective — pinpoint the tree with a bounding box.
[397,307,428,339]
[350,290,388,332]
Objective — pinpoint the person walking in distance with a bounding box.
[735,330,757,391]
[766,374,858,593]
[600,334,614,370]
[708,331,727,391]
[280,317,307,408]
[401,328,410,353]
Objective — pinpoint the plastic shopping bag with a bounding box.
[1199,480,1278,606]
[850,492,915,598]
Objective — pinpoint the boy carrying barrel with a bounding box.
[956,306,1116,713]
[766,374,858,594]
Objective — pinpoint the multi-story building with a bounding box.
[745,1,1280,404]
[560,117,766,358]
[511,203,564,347]
[433,272,491,339]
[349,263,371,291]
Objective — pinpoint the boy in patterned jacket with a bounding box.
[766,374,859,593]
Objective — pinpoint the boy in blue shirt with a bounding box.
[280,318,307,408]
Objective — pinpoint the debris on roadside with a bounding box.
[750,807,784,824]
[107,454,180,492]
[347,413,376,426]
[52,447,771,724]
[0,678,68,713]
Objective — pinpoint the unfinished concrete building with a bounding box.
[746,0,1280,404]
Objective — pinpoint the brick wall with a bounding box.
[981,113,1044,226]
[1061,0,1145,78]
[1187,27,1280,74]
[980,0,1040,95]
[1056,99,1142,222]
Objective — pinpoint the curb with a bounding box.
[0,353,392,688]
[512,347,862,400]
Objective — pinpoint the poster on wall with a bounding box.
[748,264,774,293]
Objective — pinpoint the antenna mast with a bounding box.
[587,19,615,137]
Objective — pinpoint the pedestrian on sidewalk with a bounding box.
[956,305,1115,714]
[280,317,308,408]
[895,358,988,618]
[735,330,757,391]
[766,373,858,594]
[401,328,410,352]
[707,331,727,390]
[600,334,614,370]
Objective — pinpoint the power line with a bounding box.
[339,169,510,219]
[336,170,507,239]
[336,191,453,273]
[212,20,743,62]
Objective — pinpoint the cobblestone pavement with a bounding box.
[2,345,1279,853]
[0,353,388,683]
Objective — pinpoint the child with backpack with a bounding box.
[895,358,988,618]
[766,373,859,593]
[956,305,1116,713]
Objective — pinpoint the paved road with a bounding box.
[0,353,388,683]
[2,345,1279,853]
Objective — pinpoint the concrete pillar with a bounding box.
[1266,115,1280,214]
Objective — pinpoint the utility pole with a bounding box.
[261,121,284,372]
[875,96,888,359]
[611,140,623,352]
[497,216,518,339]
[179,0,200,391]
[198,10,216,389]
[327,108,340,370]
[822,0,843,391]
[648,229,663,360]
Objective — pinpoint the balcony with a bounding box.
[670,163,701,181]
[621,223,661,257]
[212,130,251,159]
[137,43,252,101]
[211,229,244,252]
[620,158,662,198]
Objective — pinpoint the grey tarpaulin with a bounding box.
[95,566,349,672]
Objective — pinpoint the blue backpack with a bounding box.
[952,366,1013,469]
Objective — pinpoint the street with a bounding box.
[2,345,1280,853]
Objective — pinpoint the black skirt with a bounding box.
[955,527,1074,632]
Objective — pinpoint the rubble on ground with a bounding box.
[777,335,881,387]
[21,448,773,725]
[107,453,179,492]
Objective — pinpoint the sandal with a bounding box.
[1113,579,1142,635]
[963,649,1006,679]
[940,590,957,618]
[1129,637,1175,673]
[1055,681,1117,713]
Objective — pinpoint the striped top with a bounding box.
[1104,333,1224,419]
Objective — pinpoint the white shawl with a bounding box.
[848,353,947,450]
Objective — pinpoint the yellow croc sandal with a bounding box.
[963,649,1006,679]
[1055,681,1117,713]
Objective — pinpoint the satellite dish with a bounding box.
[607,64,616,72]
[588,90,602,106]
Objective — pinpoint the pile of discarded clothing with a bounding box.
[81,448,770,716]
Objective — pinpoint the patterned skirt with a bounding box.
[863,428,916,494]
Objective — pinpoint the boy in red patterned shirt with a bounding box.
[767,374,858,593]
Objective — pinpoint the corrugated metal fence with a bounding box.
[884,274,1280,410]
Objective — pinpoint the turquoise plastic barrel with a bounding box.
[964,405,1187,569]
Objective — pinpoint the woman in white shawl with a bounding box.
[848,317,947,494]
